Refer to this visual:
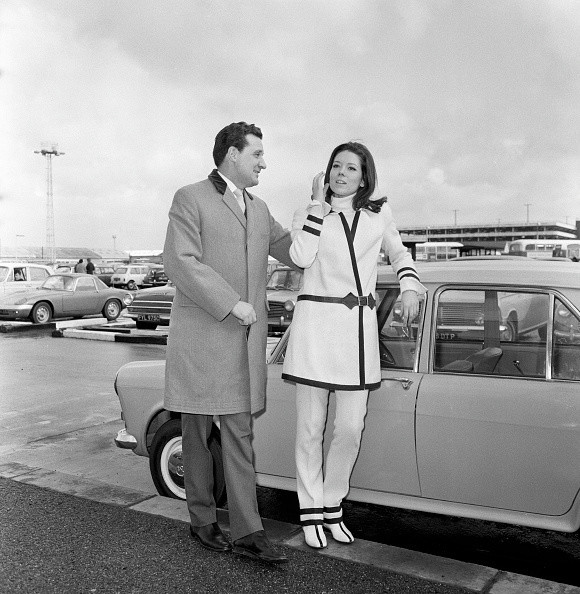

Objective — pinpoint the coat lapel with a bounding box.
[208,169,246,229]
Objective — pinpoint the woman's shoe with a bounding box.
[323,520,354,544]
[323,506,354,544]
[302,525,327,549]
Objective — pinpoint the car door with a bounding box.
[349,288,423,496]
[62,277,101,314]
[415,286,580,516]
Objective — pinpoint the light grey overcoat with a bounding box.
[163,170,293,415]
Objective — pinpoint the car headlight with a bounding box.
[123,293,134,306]
[284,300,295,312]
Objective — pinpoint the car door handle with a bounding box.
[383,377,414,390]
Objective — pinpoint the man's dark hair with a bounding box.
[323,141,387,213]
[213,122,263,167]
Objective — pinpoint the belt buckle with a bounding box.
[357,295,367,307]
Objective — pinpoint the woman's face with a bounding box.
[328,150,363,197]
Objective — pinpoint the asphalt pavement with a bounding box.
[2,318,580,593]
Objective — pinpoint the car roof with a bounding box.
[377,259,580,290]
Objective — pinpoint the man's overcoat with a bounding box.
[163,170,293,415]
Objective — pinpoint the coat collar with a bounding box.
[208,169,255,233]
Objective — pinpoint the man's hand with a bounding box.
[400,290,419,325]
[231,300,257,326]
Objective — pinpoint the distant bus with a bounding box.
[507,239,580,260]
[415,242,463,261]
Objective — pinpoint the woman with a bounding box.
[282,142,425,549]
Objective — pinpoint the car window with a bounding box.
[267,269,302,290]
[76,277,97,292]
[552,299,580,381]
[29,267,50,281]
[116,267,128,274]
[433,289,549,377]
[0,267,9,282]
[14,267,27,281]
[378,288,424,370]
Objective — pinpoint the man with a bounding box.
[85,258,95,275]
[163,122,293,563]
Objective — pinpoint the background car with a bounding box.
[94,265,116,286]
[124,281,175,329]
[141,267,169,288]
[114,259,580,533]
[0,262,53,296]
[111,264,158,290]
[266,266,303,332]
[0,273,134,324]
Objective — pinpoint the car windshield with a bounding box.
[0,267,9,282]
[267,269,302,291]
[41,275,75,291]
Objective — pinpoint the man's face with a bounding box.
[233,134,266,188]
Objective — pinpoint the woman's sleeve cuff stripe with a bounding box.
[306,214,323,225]
[399,271,420,282]
[303,225,321,236]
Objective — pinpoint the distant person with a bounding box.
[74,259,86,273]
[85,259,95,275]
[163,122,294,563]
[282,141,425,549]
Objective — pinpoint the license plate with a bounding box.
[138,314,160,322]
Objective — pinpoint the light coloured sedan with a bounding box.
[114,259,580,532]
[0,274,134,324]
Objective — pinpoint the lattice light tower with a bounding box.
[34,143,64,264]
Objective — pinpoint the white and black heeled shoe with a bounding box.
[302,524,327,549]
[323,506,354,544]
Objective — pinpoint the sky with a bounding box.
[1,0,579,252]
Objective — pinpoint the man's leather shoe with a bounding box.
[190,523,232,552]
[233,530,288,563]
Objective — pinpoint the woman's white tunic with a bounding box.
[282,195,423,390]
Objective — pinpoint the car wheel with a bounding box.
[501,317,518,342]
[149,418,227,506]
[30,302,52,324]
[103,299,122,321]
[127,280,137,291]
[136,321,158,330]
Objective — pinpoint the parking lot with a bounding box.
[1,317,579,592]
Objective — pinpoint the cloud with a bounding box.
[1,0,579,251]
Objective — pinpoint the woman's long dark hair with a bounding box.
[323,142,387,213]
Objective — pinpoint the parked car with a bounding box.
[141,267,169,288]
[0,274,134,324]
[111,264,158,290]
[266,266,303,332]
[125,282,175,329]
[94,266,116,286]
[114,259,580,533]
[0,262,53,296]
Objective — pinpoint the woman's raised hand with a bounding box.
[311,171,328,202]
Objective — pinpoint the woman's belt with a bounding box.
[297,292,376,310]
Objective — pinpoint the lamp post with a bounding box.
[34,143,64,265]
[524,203,532,224]
[112,235,117,251]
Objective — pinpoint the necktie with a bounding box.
[233,188,246,216]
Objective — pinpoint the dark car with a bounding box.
[141,267,169,288]
[94,266,116,286]
[125,282,175,329]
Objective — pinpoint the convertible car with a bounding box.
[114,259,580,532]
[0,273,134,324]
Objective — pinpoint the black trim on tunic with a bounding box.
[281,373,381,391]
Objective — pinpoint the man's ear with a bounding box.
[226,146,238,162]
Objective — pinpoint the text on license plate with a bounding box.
[138,314,160,321]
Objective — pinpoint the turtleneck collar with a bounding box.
[330,193,355,213]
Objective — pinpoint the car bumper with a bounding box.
[0,305,33,319]
[115,427,138,450]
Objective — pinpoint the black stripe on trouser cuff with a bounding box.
[301,507,323,514]
[323,506,342,514]
[301,519,324,526]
